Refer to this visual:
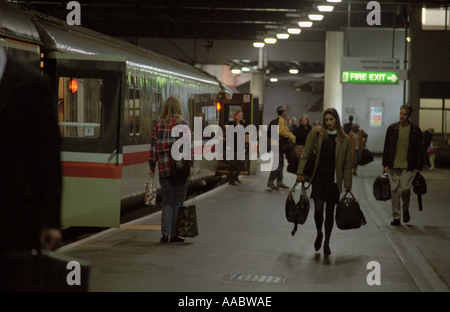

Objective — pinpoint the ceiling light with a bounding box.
[327,0,342,3]
[298,21,313,27]
[264,37,277,44]
[318,5,334,12]
[270,78,278,82]
[276,33,289,39]
[231,68,241,75]
[241,67,250,72]
[287,28,301,34]
[308,14,324,21]
[289,69,299,74]
[253,42,265,48]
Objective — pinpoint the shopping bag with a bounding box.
[145,179,157,206]
[176,205,199,238]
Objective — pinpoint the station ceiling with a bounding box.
[12,0,447,93]
[15,0,431,42]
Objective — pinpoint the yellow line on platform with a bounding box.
[120,224,161,230]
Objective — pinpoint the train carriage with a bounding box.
[1,1,231,228]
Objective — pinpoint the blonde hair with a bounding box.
[298,114,310,126]
[160,96,183,125]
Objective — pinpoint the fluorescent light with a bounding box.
[231,68,241,75]
[298,21,313,27]
[318,5,334,12]
[264,37,277,44]
[309,14,324,21]
[241,66,250,72]
[289,69,299,74]
[276,33,289,39]
[327,0,342,3]
[270,78,278,82]
[287,28,301,34]
[253,42,265,48]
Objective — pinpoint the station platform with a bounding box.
[58,156,450,293]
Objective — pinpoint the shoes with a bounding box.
[267,183,279,190]
[390,219,401,226]
[160,235,169,243]
[403,211,410,223]
[235,178,242,184]
[314,233,323,251]
[323,243,331,256]
[277,183,289,189]
[170,236,185,243]
[229,180,237,185]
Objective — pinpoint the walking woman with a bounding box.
[296,108,353,255]
[149,96,193,244]
[227,110,247,185]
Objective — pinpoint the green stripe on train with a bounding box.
[61,177,121,228]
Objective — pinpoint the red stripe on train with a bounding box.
[62,161,122,179]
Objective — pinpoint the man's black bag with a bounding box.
[373,173,391,201]
[358,147,374,166]
[412,172,427,211]
[285,181,310,236]
[335,191,367,230]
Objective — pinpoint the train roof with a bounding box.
[13,4,229,91]
[0,1,41,45]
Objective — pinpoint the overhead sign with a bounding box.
[341,71,399,84]
[341,57,400,71]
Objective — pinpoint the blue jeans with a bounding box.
[159,176,189,236]
[268,153,284,184]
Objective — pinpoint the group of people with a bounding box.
[266,104,425,255]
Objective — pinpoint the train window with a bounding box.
[128,87,134,135]
[58,77,102,138]
[134,88,141,135]
[151,91,162,128]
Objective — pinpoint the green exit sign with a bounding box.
[341,71,399,84]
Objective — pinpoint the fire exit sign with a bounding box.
[341,71,399,84]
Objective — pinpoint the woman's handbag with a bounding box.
[171,158,191,179]
[145,178,157,206]
[176,197,198,238]
[285,181,310,236]
[336,191,367,230]
[358,147,374,166]
[373,173,391,201]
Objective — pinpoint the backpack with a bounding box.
[285,181,310,236]
[373,174,391,201]
[336,191,367,230]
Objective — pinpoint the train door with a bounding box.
[217,93,259,175]
[45,53,126,227]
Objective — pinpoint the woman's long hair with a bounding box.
[321,108,346,139]
[233,110,243,123]
[298,114,310,128]
[159,96,183,125]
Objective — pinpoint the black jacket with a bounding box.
[0,56,62,252]
[382,121,424,171]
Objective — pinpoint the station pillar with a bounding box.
[324,31,344,117]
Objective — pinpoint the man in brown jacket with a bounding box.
[349,124,368,175]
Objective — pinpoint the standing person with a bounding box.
[297,108,352,255]
[294,114,313,146]
[349,124,368,176]
[0,51,63,290]
[427,142,437,170]
[343,115,354,134]
[288,117,297,133]
[267,105,296,190]
[382,104,423,226]
[422,128,434,167]
[149,96,194,243]
[227,110,247,185]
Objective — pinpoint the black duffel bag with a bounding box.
[373,173,391,201]
[412,172,427,211]
[336,191,367,230]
